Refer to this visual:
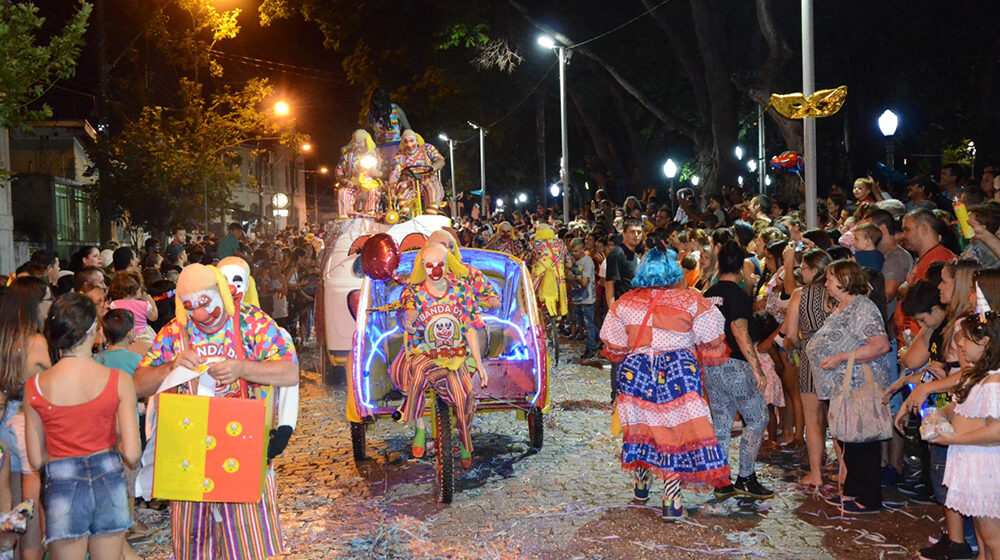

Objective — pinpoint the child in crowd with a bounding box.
[95,310,141,375]
[108,274,157,349]
[933,314,1000,559]
[853,223,885,272]
[680,253,700,288]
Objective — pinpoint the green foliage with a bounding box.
[436,23,490,50]
[92,78,305,235]
[942,139,975,168]
[148,0,240,79]
[0,1,92,130]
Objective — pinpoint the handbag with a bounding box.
[827,350,893,443]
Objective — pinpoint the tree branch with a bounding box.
[506,0,699,141]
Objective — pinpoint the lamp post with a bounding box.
[802,0,818,228]
[438,133,457,207]
[539,35,570,223]
[468,122,486,216]
[878,109,898,171]
[663,158,677,214]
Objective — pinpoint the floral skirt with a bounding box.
[616,350,731,487]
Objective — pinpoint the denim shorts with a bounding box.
[42,450,133,543]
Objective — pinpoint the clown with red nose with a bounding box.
[395,243,487,468]
[134,263,298,560]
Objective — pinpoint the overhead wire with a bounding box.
[568,0,672,50]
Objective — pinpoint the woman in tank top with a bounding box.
[23,293,141,560]
[782,249,833,487]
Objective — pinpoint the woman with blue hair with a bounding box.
[600,246,732,522]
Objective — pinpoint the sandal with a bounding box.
[411,428,426,458]
[459,443,473,469]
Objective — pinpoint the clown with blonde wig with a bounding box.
[388,130,446,215]
[134,263,299,560]
[394,243,487,468]
[335,129,382,218]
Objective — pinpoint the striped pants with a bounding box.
[421,176,444,214]
[400,354,477,453]
[337,186,378,218]
[170,469,283,560]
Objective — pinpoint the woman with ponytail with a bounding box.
[599,246,731,522]
[23,294,141,560]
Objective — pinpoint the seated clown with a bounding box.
[388,130,446,216]
[335,129,382,219]
[394,243,487,468]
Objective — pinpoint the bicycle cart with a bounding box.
[345,248,551,503]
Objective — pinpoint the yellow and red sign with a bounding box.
[153,393,270,503]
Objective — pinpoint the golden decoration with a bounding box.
[767,86,848,119]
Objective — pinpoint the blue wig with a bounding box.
[632,248,684,288]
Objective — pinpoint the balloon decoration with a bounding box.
[767,86,848,119]
[360,233,400,281]
[875,162,908,184]
[770,151,805,175]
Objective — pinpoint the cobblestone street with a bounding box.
[132,342,944,559]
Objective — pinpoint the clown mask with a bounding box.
[181,287,229,333]
[401,133,418,155]
[421,244,449,293]
[219,263,248,302]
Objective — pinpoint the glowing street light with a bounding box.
[878,109,899,171]
[765,175,772,186]
[550,183,560,197]
[438,133,456,204]
[318,166,329,174]
[738,175,744,185]
[735,146,744,160]
[691,175,700,187]
[273,101,290,116]
[878,109,898,137]
[518,193,527,203]
[537,35,556,49]
[301,143,311,152]
[747,159,758,173]
[663,159,678,179]
[496,198,504,208]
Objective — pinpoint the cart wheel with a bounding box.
[434,396,454,504]
[528,407,544,450]
[350,421,366,462]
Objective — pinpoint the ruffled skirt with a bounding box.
[616,350,731,486]
[944,444,1000,518]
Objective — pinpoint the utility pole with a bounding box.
[469,122,486,216]
[802,0,818,228]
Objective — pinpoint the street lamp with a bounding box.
[518,193,527,203]
[663,158,677,215]
[691,175,700,187]
[301,143,311,152]
[538,35,570,223]
[273,101,290,116]
[878,109,898,171]
[735,146,744,160]
[438,133,457,206]
[496,198,504,209]
[469,122,487,216]
[319,166,329,174]
[747,159,758,173]
[550,183,560,198]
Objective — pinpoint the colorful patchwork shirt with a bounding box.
[139,306,298,399]
[400,282,478,370]
[389,144,443,184]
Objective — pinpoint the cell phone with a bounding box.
[794,241,804,252]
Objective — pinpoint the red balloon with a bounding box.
[360,233,400,281]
